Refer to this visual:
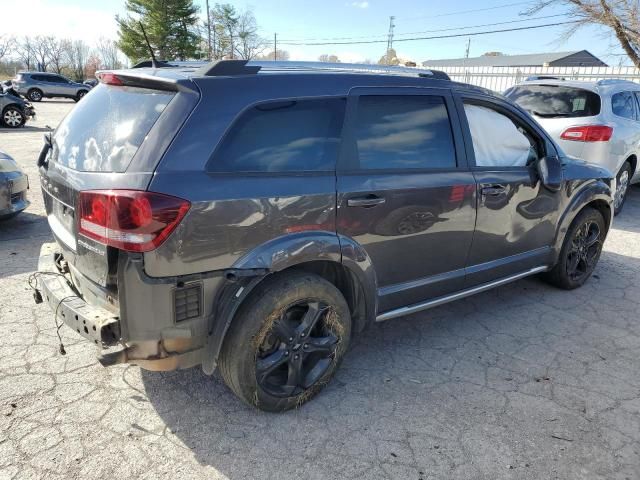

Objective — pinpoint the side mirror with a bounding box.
[537,156,563,192]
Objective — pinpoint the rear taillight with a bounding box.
[78,190,190,252]
[560,125,613,142]
[96,72,124,86]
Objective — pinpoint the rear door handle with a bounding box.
[480,185,507,196]
[347,195,386,207]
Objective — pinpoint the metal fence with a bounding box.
[420,65,640,93]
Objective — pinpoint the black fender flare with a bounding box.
[201,231,377,375]
[551,180,613,265]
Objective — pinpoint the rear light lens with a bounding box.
[78,190,190,252]
[96,72,124,86]
[560,125,613,142]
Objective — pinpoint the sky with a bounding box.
[0,0,632,66]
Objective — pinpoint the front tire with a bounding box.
[544,207,605,290]
[613,161,632,216]
[219,271,352,412]
[74,90,88,102]
[1,106,25,128]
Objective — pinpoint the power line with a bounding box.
[399,1,532,21]
[278,14,568,43]
[279,21,580,47]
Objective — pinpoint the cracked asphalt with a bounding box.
[1,100,640,480]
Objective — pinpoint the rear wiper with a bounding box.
[37,133,52,168]
[531,111,575,118]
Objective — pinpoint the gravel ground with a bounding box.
[1,99,640,480]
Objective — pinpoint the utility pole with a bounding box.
[274,33,277,61]
[386,16,395,65]
[206,0,211,61]
[464,38,471,59]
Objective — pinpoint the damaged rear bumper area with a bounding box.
[36,242,205,371]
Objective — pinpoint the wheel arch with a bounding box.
[624,154,637,177]
[552,181,613,265]
[201,232,377,375]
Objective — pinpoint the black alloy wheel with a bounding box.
[256,300,340,398]
[544,207,605,290]
[565,219,602,283]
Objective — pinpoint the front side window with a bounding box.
[211,98,346,173]
[464,103,539,168]
[352,95,456,170]
[612,91,637,120]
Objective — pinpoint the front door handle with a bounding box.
[480,185,507,196]
[347,195,386,207]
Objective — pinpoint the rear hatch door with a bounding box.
[40,76,197,286]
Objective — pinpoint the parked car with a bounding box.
[83,79,98,88]
[0,150,29,220]
[505,78,640,214]
[34,60,614,412]
[12,72,91,103]
[0,86,35,128]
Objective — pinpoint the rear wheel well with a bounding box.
[585,199,611,231]
[278,261,369,333]
[625,155,637,176]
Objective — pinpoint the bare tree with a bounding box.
[31,36,50,72]
[65,40,90,81]
[257,49,290,61]
[16,36,35,71]
[235,10,265,59]
[96,37,123,70]
[0,35,15,62]
[47,36,67,74]
[528,0,640,67]
[318,54,340,63]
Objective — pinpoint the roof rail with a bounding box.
[245,61,450,80]
[195,59,261,76]
[596,78,639,86]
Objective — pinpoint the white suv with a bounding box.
[506,79,640,214]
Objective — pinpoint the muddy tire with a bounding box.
[219,271,352,412]
[544,207,605,290]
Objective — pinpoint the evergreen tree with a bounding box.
[116,0,200,62]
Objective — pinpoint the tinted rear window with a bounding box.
[52,84,174,172]
[211,98,346,172]
[352,95,456,170]
[505,85,601,117]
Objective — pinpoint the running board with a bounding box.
[375,266,548,322]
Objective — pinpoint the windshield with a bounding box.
[505,85,601,118]
[51,84,174,172]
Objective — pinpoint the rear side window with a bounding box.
[611,91,637,120]
[352,95,456,170]
[211,98,346,172]
[52,84,174,172]
[505,85,601,117]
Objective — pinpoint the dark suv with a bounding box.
[34,61,614,412]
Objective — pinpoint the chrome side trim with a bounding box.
[375,266,548,322]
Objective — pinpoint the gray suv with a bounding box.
[13,72,91,102]
[34,61,614,412]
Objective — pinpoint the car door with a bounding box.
[50,75,70,96]
[336,87,477,313]
[455,93,562,286]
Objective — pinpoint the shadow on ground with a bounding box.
[0,211,50,277]
[140,248,640,479]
